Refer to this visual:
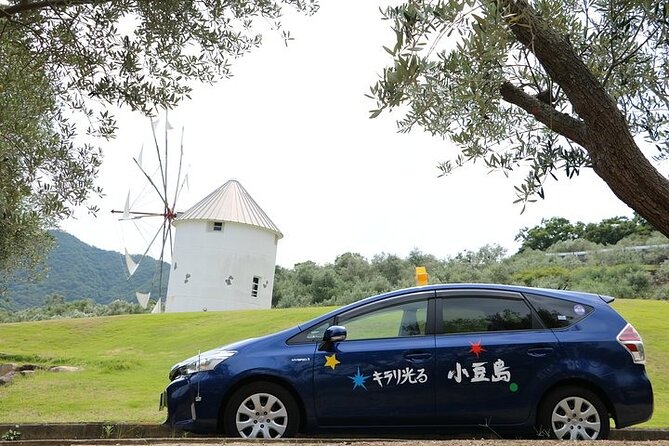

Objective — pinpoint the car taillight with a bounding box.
[617,323,646,364]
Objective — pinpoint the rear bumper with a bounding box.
[613,369,654,428]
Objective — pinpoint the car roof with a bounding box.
[297,283,612,330]
[361,283,610,306]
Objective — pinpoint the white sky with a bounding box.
[61,0,634,268]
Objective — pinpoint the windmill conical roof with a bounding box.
[176,180,283,238]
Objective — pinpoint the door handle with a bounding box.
[527,347,554,357]
[404,352,432,362]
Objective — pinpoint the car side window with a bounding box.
[525,293,593,328]
[287,318,334,344]
[338,299,429,341]
[441,296,533,334]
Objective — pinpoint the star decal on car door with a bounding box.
[469,340,486,358]
[324,354,341,370]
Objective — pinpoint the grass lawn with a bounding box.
[612,299,669,428]
[0,307,332,424]
[0,300,666,428]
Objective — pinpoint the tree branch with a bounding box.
[496,0,669,239]
[0,0,106,18]
[499,0,624,136]
[499,81,588,147]
[603,26,655,87]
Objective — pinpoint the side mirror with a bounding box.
[323,325,347,343]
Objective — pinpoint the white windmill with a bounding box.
[165,179,282,313]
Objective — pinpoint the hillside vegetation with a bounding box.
[3,231,169,310]
[3,216,669,314]
[0,301,666,428]
[273,232,669,308]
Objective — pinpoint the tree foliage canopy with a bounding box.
[273,228,669,308]
[515,214,654,251]
[0,0,317,283]
[370,0,669,234]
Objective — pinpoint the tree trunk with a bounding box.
[500,0,669,236]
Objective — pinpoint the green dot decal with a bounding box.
[509,383,519,392]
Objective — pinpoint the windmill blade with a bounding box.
[137,145,144,168]
[156,219,171,300]
[125,164,161,211]
[123,191,130,219]
[163,223,174,296]
[125,223,164,279]
[126,214,161,220]
[168,221,174,258]
[176,173,189,202]
[163,110,169,216]
[151,298,162,314]
[124,249,139,277]
[136,292,151,309]
[114,211,168,221]
[150,116,167,196]
[133,157,169,209]
[172,127,185,211]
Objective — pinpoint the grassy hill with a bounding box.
[0,301,666,428]
[3,230,169,310]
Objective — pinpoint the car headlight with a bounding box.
[169,349,236,381]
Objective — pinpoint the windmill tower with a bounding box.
[164,180,283,312]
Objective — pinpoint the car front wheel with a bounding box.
[223,382,299,438]
[537,386,610,440]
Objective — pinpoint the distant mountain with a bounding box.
[3,230,170,310]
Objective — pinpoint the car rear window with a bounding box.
[525,293,593,328]
[441,296,534,333]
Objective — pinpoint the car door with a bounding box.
[313,291,436,427]
[434,289,560,426]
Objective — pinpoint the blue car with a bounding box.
[161,284,653,440]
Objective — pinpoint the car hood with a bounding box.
[169,326,301,378]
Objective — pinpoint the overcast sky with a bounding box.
[61,0,635,268]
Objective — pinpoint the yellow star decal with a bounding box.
[324,354,341,370]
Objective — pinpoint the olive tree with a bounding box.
[369,0,669,235]
[0,0,317,284]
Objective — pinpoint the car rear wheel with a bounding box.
[537,386,610,440]
[223,382,299,438]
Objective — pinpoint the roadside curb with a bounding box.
[1,423,668,442]
[0,424,176,441]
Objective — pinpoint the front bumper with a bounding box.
[159,390,167,411]
[162,373,226,433]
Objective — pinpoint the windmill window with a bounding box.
[251,276,261,298]
[212,222,223,232]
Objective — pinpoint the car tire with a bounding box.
[223,381,299,438]
[537,385,610,440]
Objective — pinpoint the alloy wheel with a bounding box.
[550,396,602,440]
[234,392,289,438]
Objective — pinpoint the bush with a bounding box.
[0,296,149,323]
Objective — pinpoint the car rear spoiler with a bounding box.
[599,294,615,304]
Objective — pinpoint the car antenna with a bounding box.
[196,350,202,402]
